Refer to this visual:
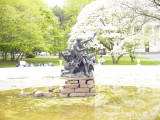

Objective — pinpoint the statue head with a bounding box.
[76,38,82,42]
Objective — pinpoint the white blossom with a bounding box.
[68,0,154,54]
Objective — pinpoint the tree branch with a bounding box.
[99,18,106,26]
[122,2,160,21]
[153,0,160,6]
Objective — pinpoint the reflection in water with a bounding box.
[0,85,160,120]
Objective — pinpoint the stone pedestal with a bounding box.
[59,77,95,98]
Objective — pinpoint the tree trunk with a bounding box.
[145,42,149,52]
[92,48,95,53]
[130,55,134,63]
[111,54,123,64]
[116,54,123,64]
[111,55,117,64]
[11,53,15,61]
[59,52,62,59]
[20,54,24,60]
[16,53,21,61]
[3,52,8,60]
[54,49,56,56]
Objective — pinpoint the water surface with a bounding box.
[0,85,160,120]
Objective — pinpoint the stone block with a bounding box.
[61,88,74,94]
[75,88,89,93]
[59,86,65,89]
[53,90,59,93]
[80,84,87,88]
[59,89,61,93]
[85,93,95,96]
[69,80,79,84]
[87,80,94,84]
[87,84,95,88]
[65,81,68,84]
[59,86,65,93]
[22,92,32,96]
[59,93,68,98]
[65,80,71,84]
[69,93,85,97]
[33,91,43,97]
[48,87,55,92]
[43,92,54,98]
[90,88,95,93]
[79,80,86,84]
[65,84,79,89]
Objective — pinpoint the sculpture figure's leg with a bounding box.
[70,61,75,74]
[83,59,89,77]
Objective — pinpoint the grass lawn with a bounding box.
[24,58,64,66]
[0,58,64,68]
[0,56,160,68]
[96,55,148,60]
[0,60,18,68]
[102,60,160,65]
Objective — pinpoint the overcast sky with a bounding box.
[44,0,65,8]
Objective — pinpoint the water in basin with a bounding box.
[0,85,160,120]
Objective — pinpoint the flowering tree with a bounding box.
[68,0,147,64]
[123,35,144,63]
[121,0,160,21]
[120,0,160,53]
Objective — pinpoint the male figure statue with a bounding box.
[73,32,97,76]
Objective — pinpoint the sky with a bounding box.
[44,0,65,8]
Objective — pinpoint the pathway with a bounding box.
[0,65,160,91]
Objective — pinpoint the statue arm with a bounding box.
[76,46,86,52]
[82,32,97,44]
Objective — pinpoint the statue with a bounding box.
[61,32,97,78]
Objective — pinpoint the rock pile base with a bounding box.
[59,77,95,98]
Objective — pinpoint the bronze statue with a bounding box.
[61,32,96,78]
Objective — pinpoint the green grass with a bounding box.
[102,60,160,65]
[0,58,64,68]
[0,56,160,68]
[0,60,18,68]
[96,55,148,60]
[24,58,64,66]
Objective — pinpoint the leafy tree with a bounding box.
[62,0,96,35]
[0,0,60,60]
[51,0,95,57]
[52,6,69,56]
[52,5,70,30]
[41,8,61,56]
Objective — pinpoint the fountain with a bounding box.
[59,32,97,97]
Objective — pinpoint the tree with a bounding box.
[121,0,160,21]
[52,6,69,56]
[52,5,70,30]
[68,0,146,64]
[63,0,95,28]
[50,0,95,57]
[120,0,160,53]
[41,8,61,56]
[0,0,60,60]
[123,35,144,63]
